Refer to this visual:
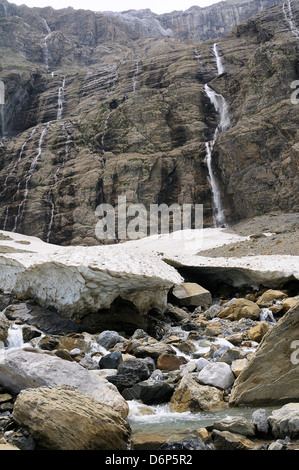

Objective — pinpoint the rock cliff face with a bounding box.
[0,0,297,245]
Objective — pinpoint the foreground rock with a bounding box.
[268,404,299,439]
[170,283,212,310]
[0,348,129,417]
[229,302,299,406]
[170,375,225,412]
[13,387,131,450]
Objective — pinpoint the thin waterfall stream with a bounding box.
[204,44,230,228]
[283,0,299,38]
[13,122,51,232]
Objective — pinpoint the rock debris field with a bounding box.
[0,213,298,450]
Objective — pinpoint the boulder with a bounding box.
[256,290,288,308]
[171,283,212,309]
[211,430,257,450]
[268,403,299,439]
[0,348,129,417]
[0,312,10,342]
[131,342,176,360]
[159,437,209,450]
[218,299,261,321]
[157,353,188,371]
[252,409,269,435]
[96,330,121,350]
[247,321,271,342]
[99,350,123,369]
[207,416,255,437]
[197,362,235,390]
[13,387,131,450]
[122,380,174,405]
[229,302,299,406]
[170,375,224,412]
[231,358,249,377]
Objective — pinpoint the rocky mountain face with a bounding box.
[0,0,298,245]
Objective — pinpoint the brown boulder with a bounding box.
[157,353,188,371]
[13,386,131,450]
[218,299,261,321]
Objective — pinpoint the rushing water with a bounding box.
[283,0,299,38]
[13,122,51,232]
[204,44,230,227]
[41,18,52,72]
[0,104,6,138]
[6,324,24,349]
[57,77,66,120]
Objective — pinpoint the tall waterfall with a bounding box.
[1,127,37,230]
[46,123,71,242]
[0,104,6,138]
[283,0,299,38]
[57,76,66,120]
[213,43,224,75]
[41,18,52,72]
[204,44,230,227]
[132,60,140,93]
[13,122,51,232]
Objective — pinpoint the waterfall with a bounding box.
[213,43,224,75]
[132,60,139,93]
[1,127,37,230]
[6,324,24,349]
[41,18,52,72]
[13,122,51,232]
[283,0,299,38]
[57,76,66,120]
[3,127,37,191]
[46,123,71,243]
[204,44,230,227]
[0,104,6,138]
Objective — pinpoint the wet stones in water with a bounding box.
[121,380,174,405]
[106,358,155,393]
[159,437,210,450]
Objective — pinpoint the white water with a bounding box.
[46,123,71,242]
[13,122,51,232]
[57,76,66,120]
[2,127,37,230]
[213,43,224,75]
[283,0,299,38]
[41,18,52,72]
[0,104,6,138]
[204,83,230,227]
[132,60,139,93]
[203,43,230,227]
[6,324,24,349]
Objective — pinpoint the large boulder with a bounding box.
[170,283,212,309]
[218,298,261,321]
[268,403,299,439]
[0,348,129,417]
[13,387,131,450]
[229,301,299,406]
[170,375,225,412]
[197,362,235,390]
